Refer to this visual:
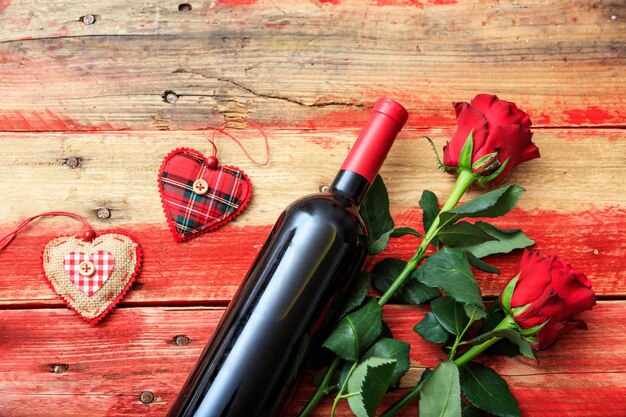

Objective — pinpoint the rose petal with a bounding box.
[478,125,537,184]
[515,288,567,327]
[471,94,532,128]
[511,250,552,308]
[548,261,596,320]
[445,102,490,168]
[509,101,533,127]
[536,319,587,349]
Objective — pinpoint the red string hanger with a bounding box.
[158,118,270,242]
[203,118,270,169]
[0,211,95,253]
[0,211,142,324]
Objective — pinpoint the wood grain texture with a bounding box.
[0,129,623,306]
[0,129,623,225]
[0,207,624,307]
[0,0,624,130]
[0,0,624,415]
[0,303,624,417]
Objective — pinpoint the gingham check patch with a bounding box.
[63,251,114,296]
[43,233,141,323]
[159,148,252,241]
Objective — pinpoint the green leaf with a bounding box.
[471,152,498,172]
[338,272,372,318]
[419,361,462,417]
[458,131,474,170]
[369,227,424,256]
[453,222,535,259]
[464,328,535,359]
[464,303,486,320]
[425,136,448,171]
[460,362,520,417]
[464,251,500,274]
[500,275,519,315]
[413,247,485,313]
[381,320,394,339]
[371,258,440,305]
[347,357,397,417]
[438,221,497,247]
[323,298,383,361]
[361,175,394,255]
[431,296,469,336]
[362,338,411,388]
[478,157,510,186]
[462,405,484,417]
[414,312,451,344]
[519,321,548,337]
[391,226,424,239]
[419,190,440,236]
[479,303,521,357]
[439,185,525,226]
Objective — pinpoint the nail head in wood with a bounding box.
[178,3,192,12]
[51,364,69,373]
[97,208,111,219]
[65,157,80,169]
[174,335,190,346]
[164,91,178,104]
[139,391,154,404]
[319,185,330,193]
[81,15,96,25]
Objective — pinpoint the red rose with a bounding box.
[508,249,596,349]
[443,94,540,185]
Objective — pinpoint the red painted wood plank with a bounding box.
[0,303,623,417]
[0,207,623,307]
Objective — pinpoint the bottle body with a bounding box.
[167,98,409,417]
[168,191,367,417]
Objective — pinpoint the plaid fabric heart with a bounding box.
[158,148,252,242]
[63,251,114,296]
[42,233,142,324]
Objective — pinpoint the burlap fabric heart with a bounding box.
[42,233,142,323]
[159,148,252,242]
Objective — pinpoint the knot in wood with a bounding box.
[65,157,80,169]
[164,91,178,104]
[51,364,69,373]
[81,15,96,25]
[97,208,111,219]
[174,335,190,346]
[140,391,154,404]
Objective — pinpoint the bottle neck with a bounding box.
[330,98,408,207]
[329,170,371,207]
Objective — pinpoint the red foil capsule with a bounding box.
[340,98,409,184]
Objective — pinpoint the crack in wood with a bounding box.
[173,69,367,109]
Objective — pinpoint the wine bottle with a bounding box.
[167,98,409,417]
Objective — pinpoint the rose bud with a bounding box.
[443,94,540,185]
[500,249,596,349]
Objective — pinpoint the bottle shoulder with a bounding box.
[281,193,366,237]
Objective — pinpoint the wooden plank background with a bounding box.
[0,0,624,416]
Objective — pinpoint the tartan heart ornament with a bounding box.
[158,148,253,242]
[42,233,142,324]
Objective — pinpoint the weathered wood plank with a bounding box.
[0,303,623,417]
[0,129,623,305]
[0,129,623,226]
[0,0,624,130]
